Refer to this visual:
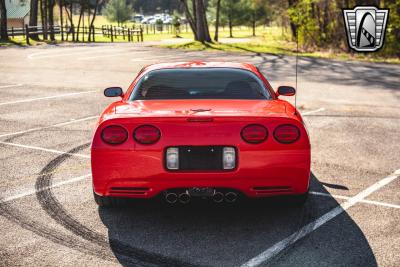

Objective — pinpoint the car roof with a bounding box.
[142,61,259,73]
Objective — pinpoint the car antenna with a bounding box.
[294,12,299,115]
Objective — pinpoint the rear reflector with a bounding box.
[101,125,128,145]
[223,147,236,169]
[241,124,268,144]
[134,125,161,145]
[273,124,300,144]
[166,147,179,170]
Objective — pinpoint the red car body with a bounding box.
[91,62,310,204]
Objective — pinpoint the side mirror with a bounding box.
[104,87,123,97]
[276,86,296,97]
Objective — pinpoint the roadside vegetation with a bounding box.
[0,0,399,63]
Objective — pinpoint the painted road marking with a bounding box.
[0,90,96,106]
[0,141,90,159]
[302,108,325,116]
[0,115,98,138]
[0,84,23,89]
[0,174,91,203]
[79,51,150,60]
[241,169,400,267]
[27,48,125,59]
[310,191,400,209]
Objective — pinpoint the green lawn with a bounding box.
[162,26,400,64]
[2,16,398,64]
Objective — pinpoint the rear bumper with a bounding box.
[91,148,311,198]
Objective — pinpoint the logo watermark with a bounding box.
[343,6,389,52]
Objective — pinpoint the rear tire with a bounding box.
[93,192,120,207]
[290,191,309,206]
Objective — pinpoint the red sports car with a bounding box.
[91,62,310,206]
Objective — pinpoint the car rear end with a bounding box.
[91,112,310,200]
[91,65,311,204]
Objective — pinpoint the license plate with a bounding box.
[188,187,215,197]
[178,146,223,170]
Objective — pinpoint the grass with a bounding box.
[162,26,400,64]
[165,41,400,64]
[2,16,398,64]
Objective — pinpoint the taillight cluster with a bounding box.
[101,125,160,145]
[133,125,161,144]
[101,125,128,145]
[241,124,300,144]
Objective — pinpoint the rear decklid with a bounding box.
[113,100,288,118]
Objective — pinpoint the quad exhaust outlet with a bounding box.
[164,190,238,204]
[178,192,191,204]
[165,192,178,204]
[224,192,238,203]
[212,191,224,203]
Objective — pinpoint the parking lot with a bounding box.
[0,43,399,266]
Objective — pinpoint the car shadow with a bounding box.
[99,172,377,267]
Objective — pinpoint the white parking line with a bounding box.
[0,141,90,159]
[79,51,149,60]
[0,174,91,203]
[0,115,98,139]
[302,108,325,116]
[27,48,125,59]
[310,191,400,209]
[241,169,400,267]
[0,84,23,89]
[0,90,96,106]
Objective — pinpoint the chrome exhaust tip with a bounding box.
[165,192,178,204]
[225,192,238,203]
[178,192,191,204]
[212,191,224,203]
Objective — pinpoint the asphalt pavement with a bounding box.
[0,42,399,266]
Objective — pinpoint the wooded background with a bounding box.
[0,0,398,56]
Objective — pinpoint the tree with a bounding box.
[287,0,298,40]
[241,0,268,36]
[48,0,56,41]
[180,0,212,43]
[214,0,221,41]
[104,0,133,26]
[0,0,7,41]
[195,0,211,42]
[220,0,242,38]
[29,0,39,40]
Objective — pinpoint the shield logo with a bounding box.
[343,6,389,52]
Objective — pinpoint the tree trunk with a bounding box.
[199,0,211,42]
[48,0,55,41]
[180,0,198,41]
[228,12,233,38]
[288,0,297,40]
[195,0,204,42]
[43,0,48,40]
[214,0,221,42]
[59,0,64,41]
[252,12,256,37]
[29,0,39,40]
[0,0,7,41]
[89,0,99,42]
[76,6,84,41]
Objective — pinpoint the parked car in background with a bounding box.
[141,16,154,24]
[132,14,144,23]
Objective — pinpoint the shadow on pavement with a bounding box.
[99,172,377,267]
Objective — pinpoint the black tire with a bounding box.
[93,191,120,207]
[289,191,309,206]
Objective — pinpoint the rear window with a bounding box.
[130,68,271,100]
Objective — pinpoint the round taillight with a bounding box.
[133,125,161,145]
[241,124,268,144]
[101,125,128,145]
[273,124,300,144]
